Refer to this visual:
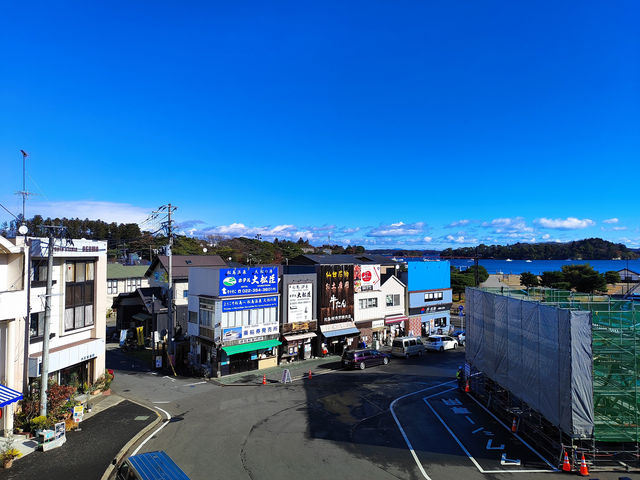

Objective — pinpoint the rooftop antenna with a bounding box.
[16,150,34,233]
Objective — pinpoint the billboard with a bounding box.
[218,267,278,296]
[354,264,381,292]
[222,296,278,313]
[319,265,354,325]
[287,283,312,323]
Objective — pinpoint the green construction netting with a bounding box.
[481,286,640,442]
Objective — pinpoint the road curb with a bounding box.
[99,399,162,480]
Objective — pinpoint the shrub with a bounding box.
[29,415,51,432]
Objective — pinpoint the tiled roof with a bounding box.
[107,264,149,279]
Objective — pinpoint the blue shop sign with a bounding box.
[219,267,278,296]
[222,296,279,312]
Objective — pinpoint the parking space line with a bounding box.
[466,394,557,471]
[422,390,485,473]
[465,416,475,424]
[423,389,559,474]
[389,380,457,480]
[472,427,484,434]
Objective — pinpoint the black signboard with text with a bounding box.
[318,265,354,325]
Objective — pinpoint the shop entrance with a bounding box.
[60,361,90,392]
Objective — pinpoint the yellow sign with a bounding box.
[136,326,144,346]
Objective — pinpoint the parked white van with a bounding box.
[391,336,426,358]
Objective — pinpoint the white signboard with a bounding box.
[288,283,312,323]
[355,265,381,292]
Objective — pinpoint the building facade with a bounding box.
[401,261,452,337]
[188,266,281,377]
[0,236,28,435]
[280,273,317,362]
[106,264,149,315]
[27,237,108,391]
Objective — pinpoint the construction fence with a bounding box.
[466,286,640,443]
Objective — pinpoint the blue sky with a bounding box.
[1,2,638,249]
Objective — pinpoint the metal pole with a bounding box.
[39,230,55,415]
[167,204,173,356]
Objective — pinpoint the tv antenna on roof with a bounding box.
[15,150,35,231]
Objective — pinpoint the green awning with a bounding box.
[222,339,281,356]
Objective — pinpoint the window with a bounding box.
[125,278,142,292]
[358,298,378,309]
[64,261,95,331]
[30,312,45,338]
[434,317,447,327]
[424,291,444,302]
[386,294,400,307]
[199,308,213,327]
[31,260,49,286]
[107,280,118,295]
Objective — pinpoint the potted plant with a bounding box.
[0,436,22,469]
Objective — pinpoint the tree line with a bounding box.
[520,265,620,293]
[0,215,366,264]
[442,238,638,260]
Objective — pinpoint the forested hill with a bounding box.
[441,238,638,260]
[0,215,362,263]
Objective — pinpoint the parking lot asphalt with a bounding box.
[0,400,155,480]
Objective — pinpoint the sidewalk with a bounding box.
[214,355,345,386]
[0,397,155,480]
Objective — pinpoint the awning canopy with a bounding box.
[385,314,408,325]
[222,339,281,356]
[284,332,317,342]
[132,312,152,322]
[0,384,23,407]
[323,327,360,338]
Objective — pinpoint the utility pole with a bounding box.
[39,225,65,416]
[153,204,177,355]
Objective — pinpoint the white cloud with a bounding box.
[612,226,627,231]
[446,235,474,244]
[446,219,470,228]
[603,218,619,224]
[542,234,551,240]
[367,221,424,237]
[29,200,150,224]
[481,217,533,233]
[535,217,595,230]
[423,236,432,243]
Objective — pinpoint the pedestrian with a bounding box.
[456,366,465,390]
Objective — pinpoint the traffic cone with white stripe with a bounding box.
[308,369,312,380]
[561,451,571,472]
[511,417,517,433]
[262,374,267,385]
[464,380,470,393]
[578,454,589,476]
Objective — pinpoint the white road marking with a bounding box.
[483,430,494,436]
[472,427,484,434]
[452,407,471,414]
[486,439,504,450]
[501,453,521,466]
[132,407,171,456]
[442,398,462,406]
[183,381,206,387]
[152,401,170,404]
[466,393,558,471]
[465,416,475,425]
[423,390,559,474]
[390,381,457,480]
[162,376,176,383]
[422,390,485,473]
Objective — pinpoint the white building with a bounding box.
[0,236,28,435]
[106,264,149,315]
[27,237,107,392]
[353,264,407,349]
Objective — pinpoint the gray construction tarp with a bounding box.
[465,288,594,438]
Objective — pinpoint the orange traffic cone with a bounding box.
[262,374,267,385]
[308,370,312,380]
[511,417,517,433]
[561,451,571,472]
[578,454,589,476]
[464,380,470,393]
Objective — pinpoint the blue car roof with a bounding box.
[127,451,190,480]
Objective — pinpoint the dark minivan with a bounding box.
[342,349,390,370]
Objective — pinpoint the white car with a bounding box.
[425,335,458,352]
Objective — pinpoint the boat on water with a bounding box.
[506,259,513,262]
[525,259,532,263]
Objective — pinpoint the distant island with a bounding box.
[440,238,638,260]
